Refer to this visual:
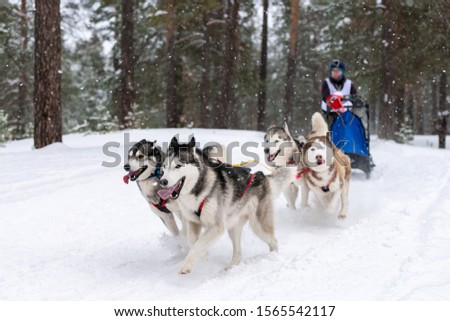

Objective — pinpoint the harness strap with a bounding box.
[150,198,171,214]
[296,169,312,179]
[240,173,255,200]
[194,198,207,217]
[297,168,336,193]
[195,173,256,217]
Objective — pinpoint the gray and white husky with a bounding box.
[264,123,310,209]
[123,139,182,236]
[157,136,278,274]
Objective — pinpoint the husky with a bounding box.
[297,113,351,219]
[123,139,183,236]
[157,136,278,274]
[264,123,310,209]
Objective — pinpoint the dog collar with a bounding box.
[147,167,162,179]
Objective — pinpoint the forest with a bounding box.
[0,0,448,148]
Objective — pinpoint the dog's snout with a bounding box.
[124,164,130,171]
[160,178,168,187]
[264,148,269,154]
[315,155,323,160]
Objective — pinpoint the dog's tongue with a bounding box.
[123,168,142,185]
[158,185,177,200]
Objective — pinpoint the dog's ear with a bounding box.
[284,122,294,140]
[267,122,276,131]
[188,136,196,149]
[153,146,163,163]
[170,136,178,148]
[283,122,290,133]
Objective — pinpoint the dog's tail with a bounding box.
[311,112,328,137]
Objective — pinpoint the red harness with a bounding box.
[150,199,171,213]
[296,169,312,179]
[195,173,256,217]
[296,169,334,193]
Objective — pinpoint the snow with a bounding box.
[1,129,450,300]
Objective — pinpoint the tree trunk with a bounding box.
[34,0,62,149]
[200,8,210,128]
[166,0,177,128]
[431,77,438,135]
[438,71,448,149]
[12,0,28,139]
[414,83,424,135]
[405,84,414,129]
[395,85,405,132]
[283,0,299,125]
[257,0,268,131]
[221,0,239,129]
[378,0,397,139]
[118,0,134,129]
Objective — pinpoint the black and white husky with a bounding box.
[157,136,278,274]
[123,139,183,236]
[264,123,310,209]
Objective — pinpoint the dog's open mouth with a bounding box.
[316,156,324,166]
[157,177,186,200]
[267,149,281,162]
[123,166,148,184]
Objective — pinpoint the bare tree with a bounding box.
[118,0,134,129]
[378,0,396,139]
[221,0,239,128]
[283,0,299,125]
[166,0,177,128]
[200,6,210,128]
[34,0,62,149]
[11,0,29,139]
[257,0,268,131]
[437,71,448,149]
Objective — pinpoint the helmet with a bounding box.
[329,60,345,79]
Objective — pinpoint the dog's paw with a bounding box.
[338,213,346,220]
[179,263,193,274]
[300,203,310,209]
[269,241,278,253]
[224,260,240,271]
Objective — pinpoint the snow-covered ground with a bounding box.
[0,129,449,300]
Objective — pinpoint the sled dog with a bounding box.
[297,113,351,219]
[264,123,310,208]
[158,136,278,274]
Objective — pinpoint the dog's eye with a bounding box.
[275,140,279,143]
[175,164,182,169]
[311,148,316,152]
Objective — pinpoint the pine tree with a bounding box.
[34,0,62,149]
